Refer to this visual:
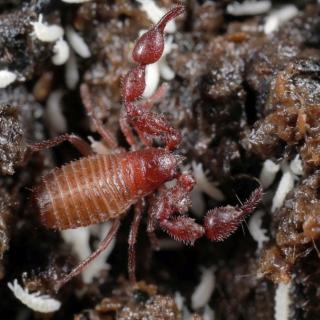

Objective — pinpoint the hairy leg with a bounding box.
[139,83,168,111]
[204,186,263,241]
[128,200,144,283]
[54,219,121,292]
[25,133,93,164]
[148,175,204,244]
[159,216,204,245]
[80,83,118,149]
[147,211,160,251]
[126,110,181,150]
[119,110,137,149]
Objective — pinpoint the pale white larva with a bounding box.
[52,38,70,65]
[227,1,271,16]
[66,27,91,58]
[264,5,299,34]
[65,50,79,89]
[31,15,64,42]
[8,279,61,313]
[191,267,215,310]
[259,159,280,189]
[274,282,292,320]
[271,170,294,213]
[191,162,225,216]
[248,210,269,250]
[0,70,17,88]
[192,162,225,199]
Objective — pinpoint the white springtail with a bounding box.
[274,282,292,320]
[8,279,61,313]
[0,70,17,88]
[31,15,64,42]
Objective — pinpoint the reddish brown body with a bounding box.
[23,6,261,292]
[35,148,181,230]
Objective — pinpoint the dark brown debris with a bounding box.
[74,281,185,320]
[260,171,320,284]
[0,187,14,280]
[0,9,53,81]
[245,58,320,166]
[0,104,25,175]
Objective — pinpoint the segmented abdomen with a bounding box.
[35,154,135,230]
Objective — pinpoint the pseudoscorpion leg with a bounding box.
[54,219,121,292]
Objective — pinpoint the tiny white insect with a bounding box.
[174,291,184,311]
[45,90,67,135]
[8,279,61,313]
[203,305,215,320]
[264,5,298,34]
[143,62,160,98]
[227,1,271,16]
[271,159,302,213]
[66,27,91,58]
[271,170,294,213]
[31,15,64,42]
[0,70,17,88]
[191,267,215,309]
[52,38,70,65]
[65,50,79,89]
[88,136,111,155]
[158,35,176,81]
[289,154,304,176]
[259,159,280,189]
[191,162,225,216]
[192,162,225,201]
[274,282,291,320]
[248,210,269,250]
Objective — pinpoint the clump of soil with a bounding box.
[0,104,25,175]
[75,281,187,320]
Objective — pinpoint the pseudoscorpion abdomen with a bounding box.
[34,149,179,230]
[36,154,134,229]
